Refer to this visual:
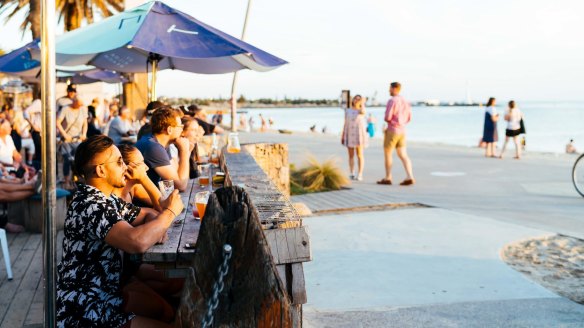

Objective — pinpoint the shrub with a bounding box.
[290,157,349,194]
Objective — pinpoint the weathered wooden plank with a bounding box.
[265,227,311,265]
[291,304,302,328]
[0,232,30,283]
[0,234,39,325]
[23,302,43,327]
[290,263,307,305]
[142,181,194,264]
[176,206,200,265]
[265,228,280,264]
[2,235,43,327]
[276,264,287,290]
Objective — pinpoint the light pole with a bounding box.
[230,0,253,132]
[41,0,58,326]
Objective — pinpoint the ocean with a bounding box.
[229,102,584,154]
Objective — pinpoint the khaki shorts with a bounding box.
[384,130,406,149]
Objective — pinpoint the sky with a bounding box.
[1,0,584,102]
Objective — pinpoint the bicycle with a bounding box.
[572,153,584,197]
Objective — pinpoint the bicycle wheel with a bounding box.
[572,154,584,197]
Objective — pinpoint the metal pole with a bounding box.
[41,0,57,325]
[150,59,157,102]
[230,0,253,132]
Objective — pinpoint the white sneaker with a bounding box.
[357,175,363,181]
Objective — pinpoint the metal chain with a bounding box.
[201,244,233,328]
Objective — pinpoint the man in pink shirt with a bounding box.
[377,82,415,186]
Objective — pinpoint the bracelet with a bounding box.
[165,208,178,217]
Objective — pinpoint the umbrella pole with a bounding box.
[230,0,253,132]
[148,53,162,103]
[41,0,58,326]
[150,59,157,102]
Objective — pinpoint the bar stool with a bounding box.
[0,228,12,280]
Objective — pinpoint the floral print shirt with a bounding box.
[56,184,140,328]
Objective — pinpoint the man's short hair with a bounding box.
[67,85,77,93]
[151,107,180,134]
[146,101,167,116]
[74,135,114,178]
[187,104,202,115]
[390,82,401,90]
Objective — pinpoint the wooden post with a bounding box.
[176,186,293,327]
[122,73,149,117]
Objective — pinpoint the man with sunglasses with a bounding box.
[135,107,190,192]
[57,135,184,327]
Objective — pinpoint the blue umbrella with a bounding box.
[0,40,114,82]
[0,39,41,77]
[39,1,287,99]
[57,69,128,84]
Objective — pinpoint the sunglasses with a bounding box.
[96,157,126,168]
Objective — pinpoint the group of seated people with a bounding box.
[56,101,219,327]
[0,115,41,232]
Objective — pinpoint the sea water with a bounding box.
[234,102,584,154]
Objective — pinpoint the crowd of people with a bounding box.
[50,96,228,326]
[0,85,234,326]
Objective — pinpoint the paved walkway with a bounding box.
[241,131,584,327]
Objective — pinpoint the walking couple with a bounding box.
[341,82,415,186]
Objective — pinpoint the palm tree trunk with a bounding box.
[29,0,41,39]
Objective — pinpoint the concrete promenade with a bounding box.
[241,131,584,327]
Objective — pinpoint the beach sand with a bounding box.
[501,235,584,304]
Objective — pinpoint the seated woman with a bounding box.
[180,117,205,178]
[0,171,41,232]
[116,144,162,212]
[115,144,184,306]
[0,118,34,176]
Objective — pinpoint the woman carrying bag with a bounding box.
[499,100,524,159]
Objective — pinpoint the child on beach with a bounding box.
[366,113,376,138]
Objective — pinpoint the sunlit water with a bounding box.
[225,102,584,154]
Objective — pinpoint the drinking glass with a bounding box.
[158,180,174,201]
[198,164,211,187]
[227,133,241,153]
[194,191,211,220]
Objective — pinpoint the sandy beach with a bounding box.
[502,235,584,304]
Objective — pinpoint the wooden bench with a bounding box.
[7,189,70,232]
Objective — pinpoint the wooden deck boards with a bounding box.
[291,189,400,213]
[0,232,63,328]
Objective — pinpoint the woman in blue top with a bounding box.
[482,97,499,157]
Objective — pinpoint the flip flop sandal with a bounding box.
[376,179,392,185]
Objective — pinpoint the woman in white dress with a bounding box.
[341,95,368,181]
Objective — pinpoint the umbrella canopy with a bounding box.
[57,69,128,84]
[46,1,287,74]
[0,39,41,77]
[0,40,110,80]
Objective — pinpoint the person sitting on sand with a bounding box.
[566,139,578,154]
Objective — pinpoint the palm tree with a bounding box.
[0,0,124,39]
